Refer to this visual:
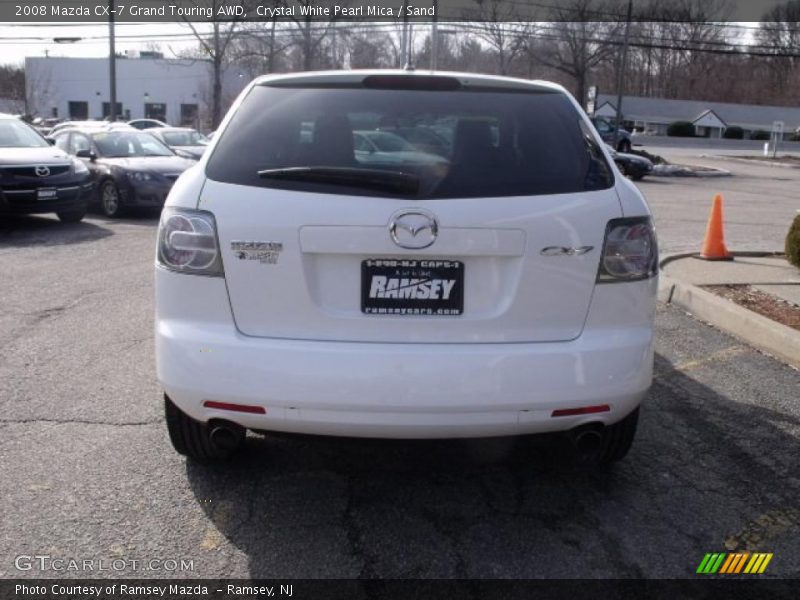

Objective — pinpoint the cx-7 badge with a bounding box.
[540,246,594,256]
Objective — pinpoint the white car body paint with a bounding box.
[155,71,657,439]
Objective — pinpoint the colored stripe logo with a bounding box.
[696,552,773,574]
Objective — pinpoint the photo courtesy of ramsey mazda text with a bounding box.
[155,70,658,465]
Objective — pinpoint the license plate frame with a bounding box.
[37,188,58,200]
[361,258,464,316]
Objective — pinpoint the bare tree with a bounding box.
[182,0,246,128]
[282,0,344,71]
[756,0,800,96]
[23,61,54,118]
[0,65,27,115]
[532,0,624,105]
[233,16,295,76]
[346,29,396,68]
[634,0,733,99]
[467,1,532,75]
[415,30,464,71]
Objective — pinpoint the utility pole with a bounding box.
[406,23,414,68]
[400,0,409,68]
[331,22,338,69]
[612,0,633,149]
[431,0,438,70]
[108,0,117,121]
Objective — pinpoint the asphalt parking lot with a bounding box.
[641,149,799,254]
[1,156,799,579]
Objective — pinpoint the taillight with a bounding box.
[157,207,223,276]
[597,216,658,282]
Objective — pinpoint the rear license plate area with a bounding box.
[361,258,464,316]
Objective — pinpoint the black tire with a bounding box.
[617,139,632,153]
[595,407,639,464]
[164,395,244,462]
[631,173,645,181]
[56,206,87,223]
[99,179,124,218]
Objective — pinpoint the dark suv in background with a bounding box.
[0,115,93,223]
[592,117,633,152]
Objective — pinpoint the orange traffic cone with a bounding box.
[699,193,733,260]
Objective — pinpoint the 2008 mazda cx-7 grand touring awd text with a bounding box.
[156,71,658,465]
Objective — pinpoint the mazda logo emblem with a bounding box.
[35,166,50,177]
[389,209,438,250]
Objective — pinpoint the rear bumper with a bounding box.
[156,269,656,438]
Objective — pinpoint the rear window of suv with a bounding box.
[206,81,613,199]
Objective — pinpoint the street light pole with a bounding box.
[612,0,633,149]
[109,0,117,121]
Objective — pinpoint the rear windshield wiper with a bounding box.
[257,166,419,195]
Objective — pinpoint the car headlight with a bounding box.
[129,171,154,182]
[72,160,89,175]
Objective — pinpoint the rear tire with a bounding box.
[595,407,639,464]
[164,395,244,462]
[57,207,87,223]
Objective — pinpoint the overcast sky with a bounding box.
[0,20,760,68]
[0,23,207,66]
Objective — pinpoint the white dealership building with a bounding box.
[25,54,249,128]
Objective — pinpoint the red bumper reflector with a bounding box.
[551,405,610,417]
[203,400,266,414]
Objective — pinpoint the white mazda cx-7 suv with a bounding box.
[156,71,658,464]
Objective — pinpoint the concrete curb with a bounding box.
[658,254,800,369]
[707,155,800,170]
[659,251,786,269]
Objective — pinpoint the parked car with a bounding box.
[128,119,168,131]
[52,128,195,217]
[31,117,63,137]
[606,144,654,181]
[147,127,209,160]
[49,120,105,136]
[592,116,633,152]
[353,130,449,166]
[380,125,451,157]
[156,71,657,464]
[49,120,133,137]
[0,114,93,223]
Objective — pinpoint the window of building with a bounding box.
[68,101,89,120]
[180,104,199,127]
[145,103,167,122]
[102,102,123,119]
